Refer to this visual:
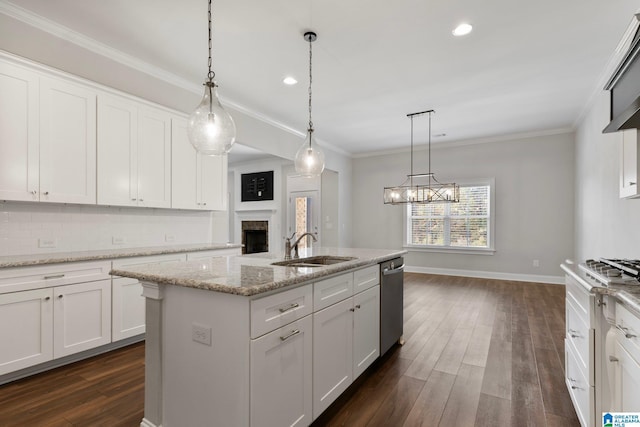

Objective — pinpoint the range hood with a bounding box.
[603,13,640,133]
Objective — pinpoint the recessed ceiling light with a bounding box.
[283,76,298,85]
[452,23,473,37]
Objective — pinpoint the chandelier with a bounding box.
[383,110,459,204]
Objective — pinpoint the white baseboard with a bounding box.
[140,418,160,427]
[405,265,564,285]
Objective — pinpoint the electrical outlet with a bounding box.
[38,238,57,248]
[165,234,176,243]
[112,236,126,245]
[533,259,540,268]
[192,323,212,346]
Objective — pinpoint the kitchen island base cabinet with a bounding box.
[250,316,313,427]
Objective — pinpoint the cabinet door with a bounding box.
[0,288,53,375]
[137,106,171,208]
[313,297,353,419]
[200,152,228,210]
[97,94,137,206]
[170,117,199,209]
[353,285,380,378]
[250,315,312,427]
[53,279,111,358]
[112,277,145,341]
[40,77,96,204]
[613,336,640,410]
[0,62,39,202]
[620,129,640,199]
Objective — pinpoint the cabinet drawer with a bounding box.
[565,275,591,326]
[251,284,312,339]
[565,340,594,427]
[353,265,379,294]
[314,273,354,311]
[566,297,594,384]
[0,261,112,294]
[112,253,187,271]
[615,303,640,363]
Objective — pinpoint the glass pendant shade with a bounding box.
[295,131,325,177]
[188,82,236,156]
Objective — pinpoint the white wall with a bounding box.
[574,91,640,260]
[0,201,213,256]
[352,132,575,281]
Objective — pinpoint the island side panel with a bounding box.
[162,285,250,427]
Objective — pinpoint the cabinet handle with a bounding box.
[203,202,207,206]
[350,308,355,312]
[31,190,37,195]
[630,182,636,186]
[44,296,50,301]
[139,199,144,202]
[280,329,300,341]
[44,274,65,280]
[58,295,63,299]
[597,299,606,307]
[567,377,582,390]
[131,198,137,201]
[568,328,580,338]
[616,324,637,339]
[609,355,619,362]
[355,304,361,309]
[43,191,49,195]
[278,303,299,313]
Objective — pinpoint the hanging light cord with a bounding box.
[409,115,414,188]
[308,35,314,140]
[207,0,215,84]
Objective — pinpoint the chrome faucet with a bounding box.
[284,232,318,260]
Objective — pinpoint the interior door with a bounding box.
[288,190,320,250]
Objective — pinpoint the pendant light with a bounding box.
[383,110,460,204]
[294,31,325,177]
[188,0,236,156]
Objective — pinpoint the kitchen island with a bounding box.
[111,247,406,427]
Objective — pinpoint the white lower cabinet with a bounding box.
[353,285,380,378]
[53,279,111,358]
[313,283,380,419]
[612,339,640,410]
[0,288,53,375]
[313,297,354,419]
[250,315,313,427]
[112,277,145,341]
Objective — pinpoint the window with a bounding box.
[405,180,494,253]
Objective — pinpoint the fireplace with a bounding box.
[241,221,269,254]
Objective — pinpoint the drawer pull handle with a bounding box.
[278,303,299,313]
[44,296,50,301]
[44,274,65,280]
[567,377,582,390]
[350,308,355,312]
[280,329,300,341]
[355,304,361,309]
[58,295,63,299]
[616,324,637,339]
[568,329,580,338]
[609,356,619,362]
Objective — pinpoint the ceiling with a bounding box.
[1,0,639,156]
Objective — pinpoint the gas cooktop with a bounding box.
[578,258,640,286]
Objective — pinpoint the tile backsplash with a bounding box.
[0,202,214,256]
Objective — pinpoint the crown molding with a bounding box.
[352,127,574,159]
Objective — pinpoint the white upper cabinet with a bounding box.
[0,62,96,204]
[97,94,171,208]
[171,118,227,210]
[620,129,640,199]
[0,61,39,202]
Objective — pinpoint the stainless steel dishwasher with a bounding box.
[380,257,404,356]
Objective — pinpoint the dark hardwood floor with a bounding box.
[0,273,580,426]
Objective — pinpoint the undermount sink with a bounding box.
[271,256,357,268]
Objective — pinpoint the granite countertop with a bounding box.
[561,261,640,318]
[0,243,242,268]
[110,247,407,297]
